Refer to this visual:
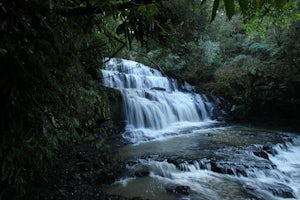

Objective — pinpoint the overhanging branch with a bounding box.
[56,6,103,16]
[56,0,163,16]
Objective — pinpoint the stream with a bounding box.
[101,58,300,200]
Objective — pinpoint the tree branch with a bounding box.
[56,0,162,16]
[103,43,127,64]
[56,6,102,16]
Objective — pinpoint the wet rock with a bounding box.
[167,158,179,166]
[126,160,138,166]
[151,87,166,91]
[242,184,266,200]
[105,195,129,200]
[104,195,147,200]
[199,158,210,169]
[210,161,223,173]
[253,150,269,160]
[265,183,295,198]
[131,197,147,200]
[134,165,150,177]
[166,158,186,168]
[235,167,248,177]
[209,161,248,177]
[263,144,277,155]
[254,162,275,169]
[166,184,191,195]
[243,184,256,191]
[226,168,235,175]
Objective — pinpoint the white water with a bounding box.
[101,59,300,199]
[102,58,215,143]
[106,127,300,200]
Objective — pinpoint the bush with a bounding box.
[208,66,253,118]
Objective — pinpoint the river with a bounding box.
[101,58,300,200]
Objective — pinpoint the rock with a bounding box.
[134,165,150,177]
[263,144,277,155]
[105,195,147,200]
[235,167,248,177]
[126,160,138,166]
[254,162,274,169]
[209,161,248,177]
[166,184,191,195]
[151,87,166,91]
[105,195,129,200]
[265,183,295,198]
[166,158,188,169]
[199,158,210,169]
[253,150,269,160]
[166,159,180,167]
[210,161,223,173]
[131,197,146,200]
[243,183,256,191]
[226,168,235,175]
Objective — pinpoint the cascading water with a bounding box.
[102,58,215,143]
[101,58,300,200]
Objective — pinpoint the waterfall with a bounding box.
[101,61,300,199]
[102,58,215,143]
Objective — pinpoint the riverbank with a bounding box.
[231,116,300,135]
[24,135,129,200]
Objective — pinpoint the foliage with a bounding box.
[208,13,300,120]
[211,0,300,37]
[242,0,300,38]
[0,0,136,198]
[209,66,253,117]
[198,38,222,64]
[164,53,186,72]
[121,0,300,123]
[130,0,220,86]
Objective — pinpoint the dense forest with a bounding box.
[1,0,299,199]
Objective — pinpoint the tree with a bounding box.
[208,1,300,122]
[0,0,156,197]
[211,0,300,36]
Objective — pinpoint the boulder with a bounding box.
[210,161,223,174]
[263,144,277,156]
[210,161,248,177]
[166,158,179,167]
[253,150,269,160]
[166,184,191,195]
[265,183,295,198]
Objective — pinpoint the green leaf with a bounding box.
[275,0,286,9]
[223,0,235,20]
[73,118,80,127]
[238,0,248,15]
[211,0,220,22]
[253,0,259,9]
[116,23,126,35]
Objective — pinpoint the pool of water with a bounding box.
[104,125,300,200]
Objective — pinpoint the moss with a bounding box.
[97,86,125,136]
